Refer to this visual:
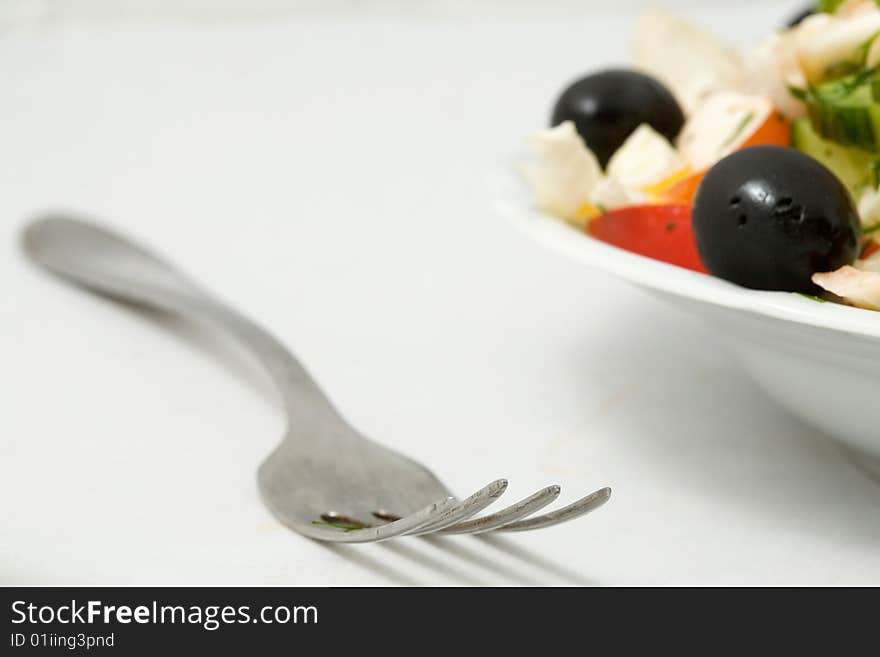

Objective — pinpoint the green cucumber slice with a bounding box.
[791,117,878,195]
[806,71,880,152]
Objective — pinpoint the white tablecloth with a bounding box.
[3,0,880,585]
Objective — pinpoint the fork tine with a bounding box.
[307,496,456,543]
[407,479,508,536]
[493,486,611,533]
[440,484,561,535]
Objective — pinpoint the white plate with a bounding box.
[497,168,880,468]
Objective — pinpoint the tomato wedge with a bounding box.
[657,109,791,206]
[740,110,790,150]
[588,204,707,273]
[658,170,704,206]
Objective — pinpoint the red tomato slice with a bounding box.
[588,204,708,273]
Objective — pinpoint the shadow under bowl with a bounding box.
[497,170,880,462]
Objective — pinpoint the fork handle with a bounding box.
[23,214,346,427]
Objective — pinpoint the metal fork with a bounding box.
[23,215,610,543]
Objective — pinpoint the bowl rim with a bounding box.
[496,168,880,342]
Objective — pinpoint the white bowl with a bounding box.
[497,171,880,470]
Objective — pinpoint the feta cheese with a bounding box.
[519,121,603,224]
[590,177,645,211]
[797,7,880,83]
[632,8,745,114]
[606,124,688,191]
[676,92,772,172]
[858,187,880,232]
[744,14,831,120]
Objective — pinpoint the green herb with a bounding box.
[788,85,808,101]
[815,0,849,13]
[824,61,860,80]
[858,31,880,68]
[816,67,878,98]
[869,160,880,188]
[720,112,755,150]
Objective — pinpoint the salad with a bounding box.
[520,1,880,311]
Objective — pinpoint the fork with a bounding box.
[23,215,610,543]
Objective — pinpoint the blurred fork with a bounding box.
[22,214,610,543]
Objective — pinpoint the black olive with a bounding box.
[786,4,814,28]
[692,146,861,293]
[550,69,684,168]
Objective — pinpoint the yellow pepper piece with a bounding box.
[570,203,602,228]
[641,167,693,199]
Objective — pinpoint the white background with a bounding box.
[3,0,880,585]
